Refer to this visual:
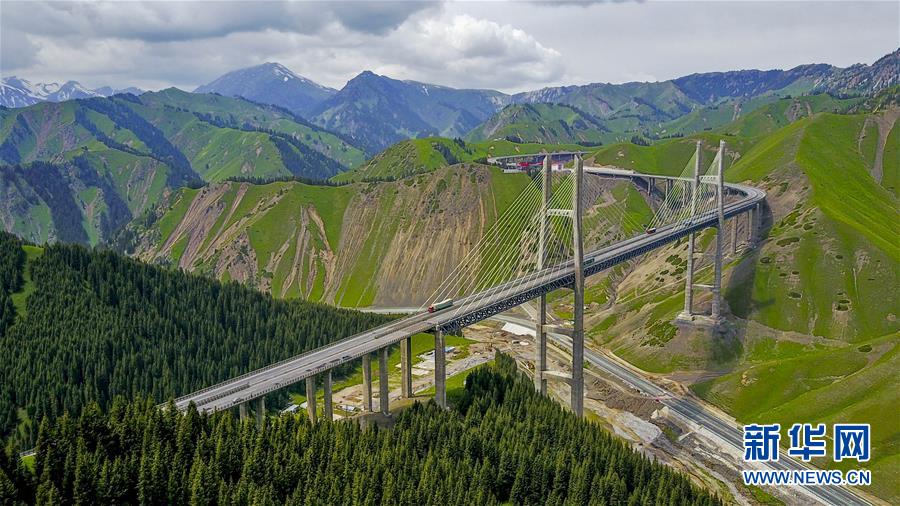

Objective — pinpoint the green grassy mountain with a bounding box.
[465,103,609,145]
[333,137,586,182]
[506,51,897,144]
[0,90,365,245]
[577,108,898,502]
[514,81,700,132]
[654,93,866,139]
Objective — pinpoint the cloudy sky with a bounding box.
[2,1,898,93]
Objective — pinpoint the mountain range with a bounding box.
[4,49,896,153]
[0,76,142,108]
[0,88,364,245]
[194,49,897,152]
[1,49,896,247]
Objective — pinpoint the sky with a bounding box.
[1,0,898,93]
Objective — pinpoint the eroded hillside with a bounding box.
[132,165,532,307]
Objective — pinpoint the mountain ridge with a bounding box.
[309,70,510,154]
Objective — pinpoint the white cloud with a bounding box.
[372,14,564,89]
[1,0,896,93]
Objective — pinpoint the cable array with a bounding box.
[421,149,724,317]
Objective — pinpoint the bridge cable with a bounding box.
[422,173,545,307]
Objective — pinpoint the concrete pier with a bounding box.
[400,336,412,398]
[239,402,247,421]
[731,216,738,255]
[362,354,373,412]
[379,347,390,415]
[256,397,265,427]
[434,329,446,408]
[305,376,316,423]
[323,370,333,421]
[747,208,754,245]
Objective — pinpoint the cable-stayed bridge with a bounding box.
[172,140,763,418]
[168,141,874,505]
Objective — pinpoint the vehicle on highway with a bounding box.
[232,397,243,405]
[645,227,657,234]
[428,298,453,313]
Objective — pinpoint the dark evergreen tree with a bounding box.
[0,354,722,505]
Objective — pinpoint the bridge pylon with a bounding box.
[534,155,551,396]
[532,154,585,418]
[711,140,726,321]
[571,154,585,417]
[677,140,727,327]
[679,141,702,319]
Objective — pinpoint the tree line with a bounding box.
[0,232,390,446]
[0,354,722,505]
[0,232,24,335]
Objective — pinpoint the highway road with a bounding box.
[174,175,764,414]
[494,314,870,506]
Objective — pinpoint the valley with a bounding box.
[1,44,897,505]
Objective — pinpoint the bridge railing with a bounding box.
[168,312,427,407]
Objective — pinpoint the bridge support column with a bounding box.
[305,376,317,424]
[362,354,373,412]
[748,205,759,246]
[434,329,447,408]
[535,155,551,396]
[711,140,726,321]
[400,336,412,398]
[746,208,754,246]
[680,141,702,319]
[731,216,738,256]
[324,370,333,421]
[379,347,390,415]
[256,397,265,428]
[665,179,672,200]
[571,155,585,418]
[684,233,696,315]
[239,402,248,421]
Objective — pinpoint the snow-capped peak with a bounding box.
[0,76,143,108]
